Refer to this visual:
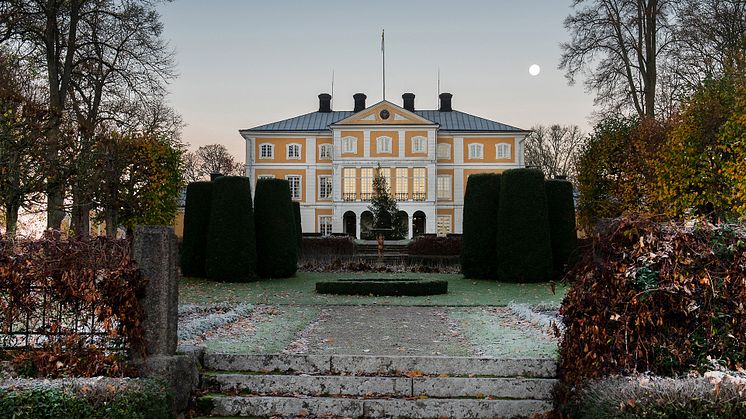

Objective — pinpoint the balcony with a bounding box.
[359,193,373,201]
[411,192,427,201]
[342,193,357,201]
[395,193,409,201]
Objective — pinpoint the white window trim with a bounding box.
[468,143,484,160]
[259,143,274,159]
[318,215,332,236]
[496,143,511,160]
[286,175,302,200]
[412,136,427,153]
[257,174,275,180]
[318,175,332,200]
[437,143,451,160]
[376,136,393,154]
[437,174,452,200]
[436,215,452,237]
[286,143,302,160]
[342,136,357,154]
[319,143,332,160]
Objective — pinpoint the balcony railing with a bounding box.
[343,192,357,201]
[395,193,409,201]
[359,193,373,201]
[412,192,427,201]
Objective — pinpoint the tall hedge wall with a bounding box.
[180,181,212,278]
[461,173,501,279]
[254,179,298,278]
[545,179,578,277]
[205,176,257,282]
[292,201,302,255]
[496,168,553,282]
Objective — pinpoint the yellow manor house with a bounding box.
[239,92,528,239]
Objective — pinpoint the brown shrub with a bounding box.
[559,217,746,393]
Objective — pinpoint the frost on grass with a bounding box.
[177,303,254,341]
[509,303,564,336]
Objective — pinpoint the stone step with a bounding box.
[203,353,557,378]
[202,372,557,399]
[200,394,553,418]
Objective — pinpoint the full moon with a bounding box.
[529,64,541,76]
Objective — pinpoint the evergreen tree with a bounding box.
[367,165,405,239]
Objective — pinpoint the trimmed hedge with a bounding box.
[409,235,462,256]
[461,173,501,279]
[315,278,448,296]
[496,168,553,282]
[0,379,171,419]
[545,179,578,278]
[205,176,257,282]
[254,179,298,278]
[180,181,212,278]
[292,201,302,255]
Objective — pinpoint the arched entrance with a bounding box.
[343,211,356,237]
[395,211,408,239]
[360,211,374,240]
[412,211,426,237]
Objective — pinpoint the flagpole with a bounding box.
[381,29,385,101]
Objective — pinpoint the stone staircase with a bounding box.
[196,353,557,418]
[354,242,410,265]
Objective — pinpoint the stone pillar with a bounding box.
[132,225,178,357]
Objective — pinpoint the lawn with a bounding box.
[179,272,566,306]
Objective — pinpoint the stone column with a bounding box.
[132,225,178,357]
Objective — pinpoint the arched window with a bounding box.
[376,136,392,153]
[412,136,427,153]
[342,136,357,154]
[468,143,483,159]
[496,143,511,159]
[287,143,302,160]
[437,143,451,160]
[319,143,333,160]
[259,143,274,159]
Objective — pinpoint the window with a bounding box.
[376,136,392,154]
[412,136,426,153]
[257,174,275,180]
[343,168,356,201]
[342,136,357,154]
[287,143,301,160]
[496,143,511,159]
[360,167,373,199]
[319,216,332,236]
[413,168,426,200]
[468,143,483,159]
[437,215,451,237]
[286,175,302,200]
[437,175,452,200]
[395,168,408,200]
[319,143,332,160]
[259,143,274,159]
[437,143,451,160]
[319,176,332,199]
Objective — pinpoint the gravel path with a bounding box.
[296,306,473,356]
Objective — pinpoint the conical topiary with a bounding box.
[254,178,298,278]
[461,173,501,279]
[180,181,213,278]
[545,178,578,278]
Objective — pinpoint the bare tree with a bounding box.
[183,144,243,182]
[560,0,675,119]
[525,124,586,184]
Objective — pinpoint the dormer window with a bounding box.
[376,136,392,154]
[287,143,301,160]
[412,136,426,153]
[259,143,274,159]
[496,143,511,160]
[342,136,357,154]
[468,143,483,159]
[319,143,332,160]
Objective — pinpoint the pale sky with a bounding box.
[157,0,595,162]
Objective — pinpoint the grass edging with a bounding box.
[315,278,448,296]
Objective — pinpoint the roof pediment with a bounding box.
[331,101,437,126]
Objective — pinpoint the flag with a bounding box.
[381,29,385,53]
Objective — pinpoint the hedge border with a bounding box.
[315,279,448,296]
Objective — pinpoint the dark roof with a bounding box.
[241,110,526,133]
